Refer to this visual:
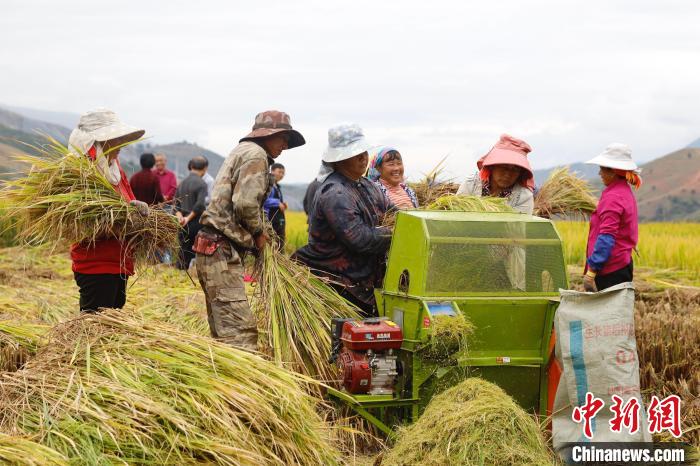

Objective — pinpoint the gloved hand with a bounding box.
[583,273,598,292]
[129,199,150,216]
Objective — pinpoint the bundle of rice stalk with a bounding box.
[426,194,514,212]
[382,378,554,466]
[418,313,474,361]
[0,138,180,266]
[534,166,598,219]
[0,320,49,372]
[407,156,460,206]
[252,243,362,383]
[0,310,339,465]
[382,194,514,228]
[0,432,67,466]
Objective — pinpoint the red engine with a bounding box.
[331,318,403,395]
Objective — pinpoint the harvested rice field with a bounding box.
[0,244,698,464]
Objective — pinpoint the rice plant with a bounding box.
[0,137,180,267]
[0,310,340,465]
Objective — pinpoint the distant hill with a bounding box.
[635,147,700,221]
[533,162,600,186]
[125,141,225,181]
[2,105,698,220]
[1,104,80,131]
[0,106,225,182]
[0,107,71,142]
[281,183,308,211]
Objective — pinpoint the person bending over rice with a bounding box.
[67,109,149,313]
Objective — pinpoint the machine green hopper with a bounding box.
[327,210,568,436]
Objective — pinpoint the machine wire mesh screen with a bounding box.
[424,219,566,294]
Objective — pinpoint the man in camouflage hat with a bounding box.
[194,110,305,351]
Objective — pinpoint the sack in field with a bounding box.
[552,282,651,459]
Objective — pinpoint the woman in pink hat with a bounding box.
[457,134,535,214]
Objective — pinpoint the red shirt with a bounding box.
[154,169,177,201]
[130,169,164,205]
[586,178,638,275]
[71,150,136,276]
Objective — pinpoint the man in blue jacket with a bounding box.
[263,163,288,248]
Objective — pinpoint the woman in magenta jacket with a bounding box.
[583,143,641,292]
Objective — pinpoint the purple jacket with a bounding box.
[586,178,638,275]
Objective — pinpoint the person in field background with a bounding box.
[130,152,164,205]
[583,143,640,292]
[154,153,178,203]
[263,162,288,248]
[174,157,209,269]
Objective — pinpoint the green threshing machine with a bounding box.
[327,210,568,436]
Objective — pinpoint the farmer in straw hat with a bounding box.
[293,124,393,316]
[583,143,640,292]
[194,110,305,351]
[67,108,148,312]
[457,134,535,214]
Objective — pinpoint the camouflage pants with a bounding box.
[195,240,258,351]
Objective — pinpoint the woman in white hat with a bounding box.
[67,108,148,312]
[583,143,641,292]
[293,124,392,316]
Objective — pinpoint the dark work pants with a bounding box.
[329,283,377,318]
[595,261,634,291]
[74,272,128,313]
[178,217,202,270]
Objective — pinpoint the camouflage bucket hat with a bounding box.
[240,110,305,149]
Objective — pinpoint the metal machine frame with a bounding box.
[327,210,568,436]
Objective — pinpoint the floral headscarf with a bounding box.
[366,146,399,181]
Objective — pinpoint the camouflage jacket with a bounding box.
[199,141,273,249]
[293,172,392,305]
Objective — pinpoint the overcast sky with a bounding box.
[2,0,699,182]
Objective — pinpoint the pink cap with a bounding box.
[477,134,534,189]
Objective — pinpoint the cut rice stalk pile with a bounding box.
[0,310,339,465]
[426,194,514,212]
[0,138,180,266]
[0,432,67,466]
[635,289,700,446]
[0,320,49,372]
[382,378,554,466]
[252,243,362,382]
[383,194,513,228]
[418,313,474,361]
[534,166,598,219]
[407,156,459,206]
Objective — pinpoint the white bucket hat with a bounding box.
[585,143,640,172]
[68,108,145,156]
[322,123,373,163]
